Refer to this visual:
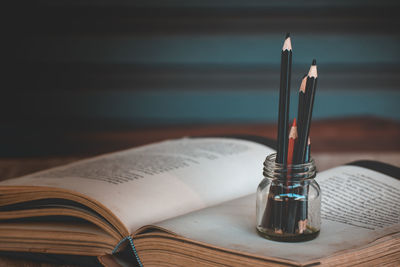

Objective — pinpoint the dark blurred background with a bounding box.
[3,0,400,156]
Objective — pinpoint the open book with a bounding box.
[0,137,399,266]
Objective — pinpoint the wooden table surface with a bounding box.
[1,116,400,266]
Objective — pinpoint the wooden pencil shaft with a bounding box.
[276,50,292,164]
[297,77,317,163]
[274,200,283,230]
[273,185,284,231]
[304,78,317,149]
[298,182,309,222]
[304,77,313,117]
[287,119,297,166]
[296,91,305,162]
[285,197,298,234]
[294,75,307,164]
[305,142,311,162]
[305,146,310,163]
[297,91,305,128]
[297,75,307,128]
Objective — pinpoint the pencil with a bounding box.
[297,74,307,128]
[285,118,298,234]
[297,59,318,164]
[295,75,307,163]
[287,118,298,166]
[298,137,311,233]
[286,118,298,192]
[305,137,311,162]
[276,33,292,164]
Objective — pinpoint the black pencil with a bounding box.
[276,33,292,164]
[305,137,311,162]
[297,136,311,233]
[297,74,307,128]
[295,74,307,163]
[297,59,318,164]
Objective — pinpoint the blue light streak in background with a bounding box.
[28,35,399,65]
[11,89,400,124]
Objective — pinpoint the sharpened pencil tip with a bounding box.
[285,32,290,39]
[282,34,292,51]
[312,59,316,65]
[289,119,298,139]
[300,75,307,93]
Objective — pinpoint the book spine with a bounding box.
[112,236,143,267]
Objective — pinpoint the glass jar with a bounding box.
[256,153,320,242]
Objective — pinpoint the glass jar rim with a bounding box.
[263,153,316,181]
[264,153,315,168]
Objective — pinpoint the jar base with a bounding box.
[256,226,320,242]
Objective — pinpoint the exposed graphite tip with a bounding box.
[285,32,290,39]
[312,59,316,65]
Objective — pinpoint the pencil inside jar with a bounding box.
[256,154,320,242]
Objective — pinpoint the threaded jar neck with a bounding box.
[263,153,316,181]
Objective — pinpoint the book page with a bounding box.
[0,138,273,233]
[317,165,400,230]
[151,165,400,263]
